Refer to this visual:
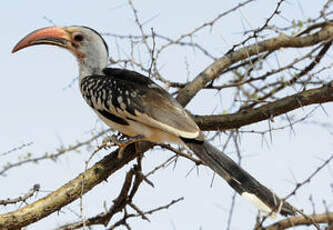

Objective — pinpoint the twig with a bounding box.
[0,184,40,206]
[284,154,333,200]
[0,142,33,157]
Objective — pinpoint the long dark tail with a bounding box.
[182,138,296,216]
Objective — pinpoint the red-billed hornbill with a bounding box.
[12,26,296,216]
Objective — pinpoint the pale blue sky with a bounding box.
[1,1,332,229]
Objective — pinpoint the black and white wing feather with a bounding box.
[80,68,200,139]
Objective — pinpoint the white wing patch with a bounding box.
[242,192,277,218]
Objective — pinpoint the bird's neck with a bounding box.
[78,53,108,81]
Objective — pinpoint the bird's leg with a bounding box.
[107,135,145,158]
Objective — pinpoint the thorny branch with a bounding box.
[193,81,333,131]
[284,154,333,201]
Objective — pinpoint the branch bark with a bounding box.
[259,212,333,230]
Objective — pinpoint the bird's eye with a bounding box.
[73,34,84,42]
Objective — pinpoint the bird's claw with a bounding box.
[103,135,145,159]
[102,135,117,149]
[102,135,135,158]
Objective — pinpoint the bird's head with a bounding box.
[12,26,109,77]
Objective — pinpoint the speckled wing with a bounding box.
[102,68,200,139]
[134,83,200,139]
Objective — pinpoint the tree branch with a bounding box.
[258,212,333,230]
[193,81,333,130]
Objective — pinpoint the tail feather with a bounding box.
[182,138,296,216]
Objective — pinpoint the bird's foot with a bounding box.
[104,135,145,158]
[102,134,122,149]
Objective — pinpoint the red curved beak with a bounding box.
[12,27,71,53]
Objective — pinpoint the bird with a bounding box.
[12,25,296,216]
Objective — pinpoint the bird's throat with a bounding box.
[78,57,107,81]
